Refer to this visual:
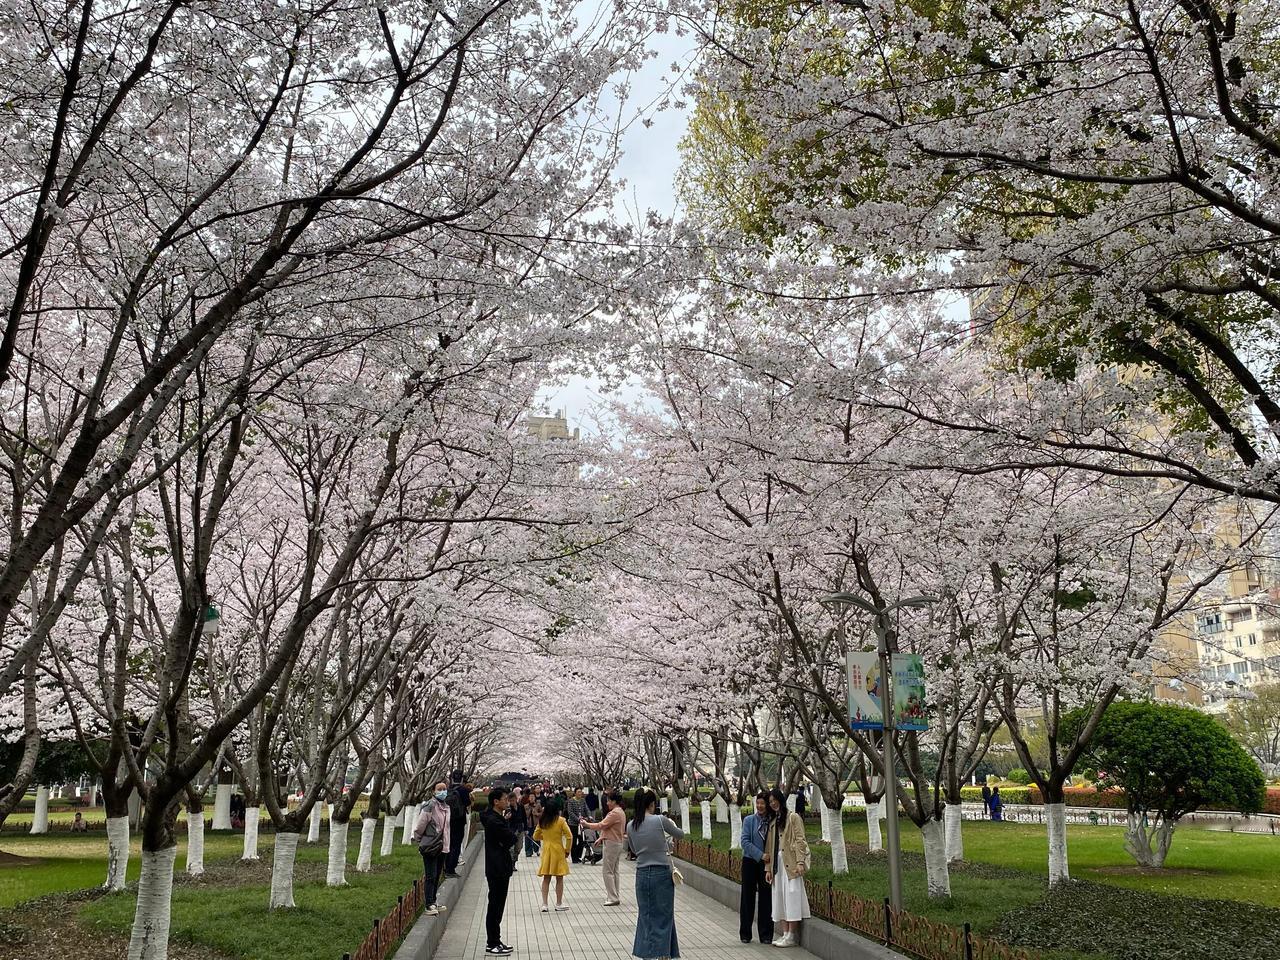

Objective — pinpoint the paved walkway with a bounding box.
[437,853,819,960]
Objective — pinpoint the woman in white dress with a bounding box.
[763,787,810,948]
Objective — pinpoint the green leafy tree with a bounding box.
[1069,702,1265,867]
[1223,684,1280,774]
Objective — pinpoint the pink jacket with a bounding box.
[411,798,451,854]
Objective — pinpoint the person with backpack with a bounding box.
[480,788,518,955]
[445,769,470,878]
[412,780,453,915]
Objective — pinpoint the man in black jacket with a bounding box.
[445,769,470,878]
[481,788,518,955]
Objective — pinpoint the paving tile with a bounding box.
[435,855,818,960]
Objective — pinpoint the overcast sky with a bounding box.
[533,27,698,435]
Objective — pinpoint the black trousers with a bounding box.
[740,857,774,943]
[569,823,584,863]
[446,820,466,872]
[421,850,445,906]
[486,873,510,947]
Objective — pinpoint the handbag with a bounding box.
[669,855,684,885]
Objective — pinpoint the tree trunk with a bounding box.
[270,831,300,909]
[401,803,415,845]
[126,846,177,960]
[380,812,397,857]
[944,803,964,863]
[659,795,669,813]
[29,785,49,833]
[307,800,324,843]
[729,803,743,850]
[356,817,378,872]
[865,800,883,853]
[715,795,729,823]
[212,781,232,830]
[127,787,142,830]
[185,808,205,876]
[326,816,350,886]
[1046,802,1070,884]
[824,803,848,874]
[920,819,951,898]
[242,806,261,860]
[1123,812,1176,868]
[105,816,131,891]
[699,800,713,839]
[679,797,691,834]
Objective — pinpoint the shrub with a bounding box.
[1007,768,1031,785]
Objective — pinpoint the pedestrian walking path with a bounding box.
[436,853,821,960]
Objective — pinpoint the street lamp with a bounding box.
[202,603,220,637]
[822,590,934,912]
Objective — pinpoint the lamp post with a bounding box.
[823,590,934,912]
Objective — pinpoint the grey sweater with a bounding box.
[625,813,685,868]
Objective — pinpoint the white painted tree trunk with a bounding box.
[729,803,743,850]
[270,831,300,909]
[380,813,397,857]
[327,817,350,886]
[401,804,416,845]
[786,793,796,812]
[185,812,205,876]
[824,806,849,874]
[699,800,713,839]
[679,797,691,834]
[818,788,832,843]
[87,782,98,808]
[105,816,131,891]
[1046,802,1069,884]
[127,788,141,830]
[660,796,669,813]
[356,817,378,872]
[29,785,49,833]
[944,803,964,863]
[126,846,177,960]
[920,819,951,898]
[306,801,323,842]
[865,801,883,853]
[715,795,729,823]
[1123,811,1176,867]
[212,783,232,830]
[241,807,261,860]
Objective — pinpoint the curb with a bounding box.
[672,856,900,960]
[392,831,484,960]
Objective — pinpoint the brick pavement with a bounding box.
[435,851,819,960]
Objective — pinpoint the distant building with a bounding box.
[526,409,580,443]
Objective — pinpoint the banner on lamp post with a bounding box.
[846,652,884,730]
[891,653,928,731]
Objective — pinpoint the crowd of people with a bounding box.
[411,778,814,960]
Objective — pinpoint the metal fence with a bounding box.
[672,839,1035,960]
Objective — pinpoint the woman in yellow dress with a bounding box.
[534,798,573,912]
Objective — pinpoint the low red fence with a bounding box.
[343,875,425,960]
[673,839,1035,960]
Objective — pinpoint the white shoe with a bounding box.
[426,905,439,916]
[602,899,620,906]
[554,904,569,912]
[773,935,794,948]
[540,906,549,913]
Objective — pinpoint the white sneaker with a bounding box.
[602,900,620,906]
[540,906,549,913]
[554,904,569,912]
[426,906,439,916]
[773,934,794,948]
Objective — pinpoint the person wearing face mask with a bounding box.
[413,780,454,915]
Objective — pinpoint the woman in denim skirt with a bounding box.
[625,789,685,960]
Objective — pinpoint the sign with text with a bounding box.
[846,652,884,730]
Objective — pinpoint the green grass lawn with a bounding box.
[80,834,426,960]
[693,816,1280,960]
[1,823,429,960]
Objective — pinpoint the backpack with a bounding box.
[447,785,468,824]
[418,805,445,856]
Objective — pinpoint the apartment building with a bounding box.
[1190,564,1280,712]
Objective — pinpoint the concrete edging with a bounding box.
[673,856,900,960]
[392,830,485,960]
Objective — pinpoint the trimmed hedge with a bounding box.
[960,784,1280,814]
